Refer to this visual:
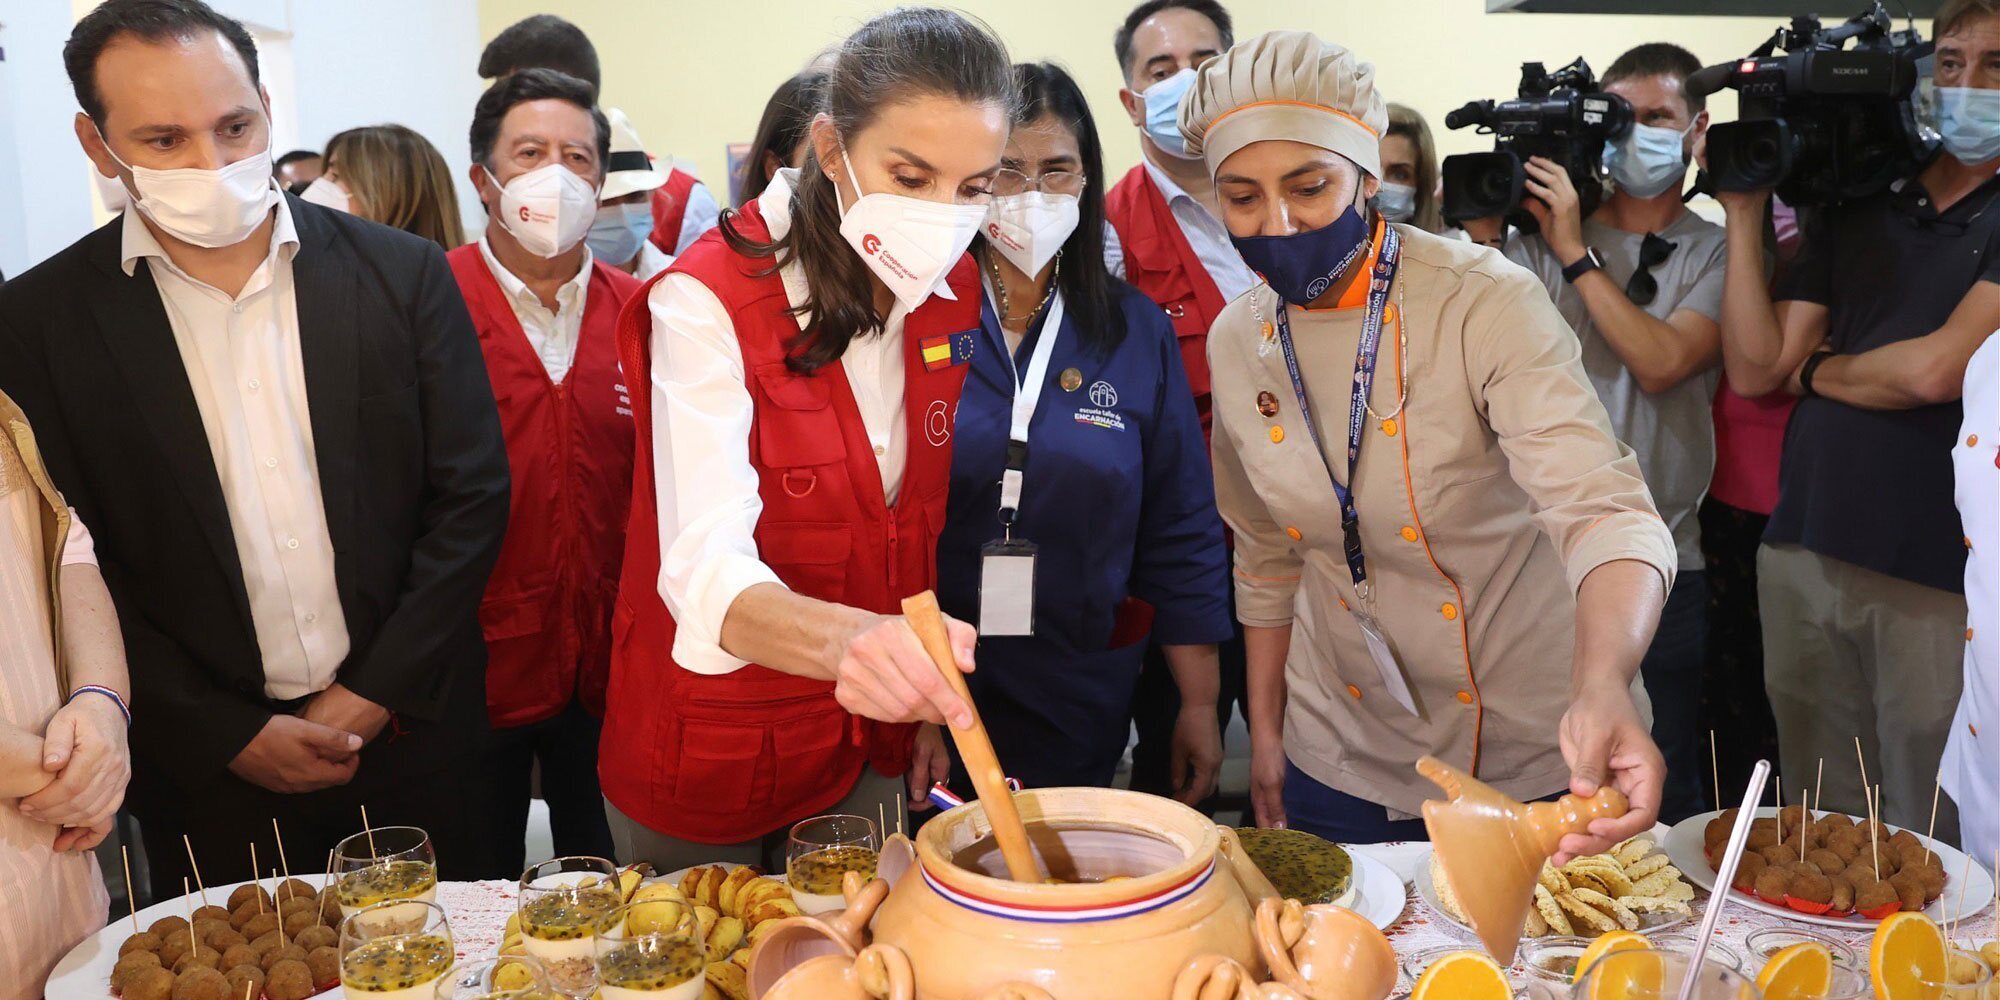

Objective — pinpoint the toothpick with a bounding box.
[320,849,335,895]
[250,843,263,915]
[181,834,210,908]
[1801,790,1810,864]
[271,818,293,883]
[183,878,195,956]
[1951,851,1975,942]
[1813,759,1824,823]
[1709,730,1721,814]
[878,802,886,841]
[895,792,905,838]
[1867,781,1880,875]
[272,869,288,946]
[1925,773,1943,867]
[360,804,378,861]
[1854,736,1873,817]
[120,845,138,934]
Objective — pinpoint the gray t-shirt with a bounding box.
[1506,212,1727,570]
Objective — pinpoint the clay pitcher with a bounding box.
[759,942,914,1000]
[1252,898,1397,1000]
[868,786,1273,999]
[1172,955,1311,1000]
[1416,755,1628,966]
[746,877,889,998]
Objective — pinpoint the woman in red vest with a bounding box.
[601,7,1016,870]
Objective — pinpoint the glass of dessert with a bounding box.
[339,898,454,1000]
[1572,947,1760,999]
[594,901,705,1000]
[786,814,879,915]
[435,956,552,1000]
[1743,926,1860,968]
[335,826,439,921]
[1515,935,1590,999]
[519,856,624,998]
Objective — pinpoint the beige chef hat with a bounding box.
[1178,30,1388,180]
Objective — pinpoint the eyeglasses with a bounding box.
[1625,233,1678,307]
[992,168,1087,198]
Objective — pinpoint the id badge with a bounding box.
[979,539,1038,636]
[1352,608,1419,715]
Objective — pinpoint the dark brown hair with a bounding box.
[1384,103,1444,235]
[65,0,260,124]
[738,70,828,208]
[1604,42,1706,115]
[720,7,1014,372]
[1937,0,2000,39]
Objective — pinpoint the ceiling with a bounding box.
[1487,0,1937,13]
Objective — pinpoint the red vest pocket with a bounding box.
[752,363,847,468]
[756,522,853,605]
[480,588,551,641]
[671,718,767,813]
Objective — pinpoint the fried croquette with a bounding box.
[169,966,229,1000]
[264,958,315,1000]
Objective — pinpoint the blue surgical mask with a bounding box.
[1603,122,1691,199]
[1143,68,1199,159]
[586,200,654,265]
[1937,86,2000,165]
[1229,201,1373,307]
[1375,182,1418,223]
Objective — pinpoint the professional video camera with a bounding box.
[1688,2,1933,206]
[1440,58,1633,231]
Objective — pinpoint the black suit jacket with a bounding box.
[0,197,510,794]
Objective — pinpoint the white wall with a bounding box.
[0,0,483,279]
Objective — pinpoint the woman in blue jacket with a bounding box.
[918,63,1233,804]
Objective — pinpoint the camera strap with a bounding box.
[1272,224,1402,599]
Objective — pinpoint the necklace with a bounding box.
[990,252,1061,329]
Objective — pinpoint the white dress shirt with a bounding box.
[1140,158,1257,304]
[634,241,674,282]
[647,167,923,675]
[122,198,349,700]
[673,177,723,255]
[1944,335,1999,863]
[477,235,593,383]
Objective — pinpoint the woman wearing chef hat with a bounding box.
[1181,30,1675,857]
[598,7,1015,871]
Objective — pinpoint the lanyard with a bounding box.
[997,289,1066,534]
[1272,225,1402,597]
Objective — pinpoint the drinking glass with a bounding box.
[787,814,880,915]
[1647,934,1744,974]
[1571,948,1762,999]
[435,956,552,1000]
[338,899,454,998]
[1912,948,1994,998]
[518,856,623,999]
[1517,936,1592,999]
[334,826,438,921]
[1818,967,1870,1000]
[1744,927,1860,969]
[594,901,705,1000]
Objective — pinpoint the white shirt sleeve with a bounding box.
[60,509,97,567]
[675,182,724,255]
[648,273,787,676]
[1103,219,1127,281]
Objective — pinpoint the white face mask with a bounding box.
[836,146,989,311]
[487,162,599,258]
[99,130,278,248]
[299,176,352,214]
[585,201,655,266]
[1375,182,1418,223]
[983,191,1079,277]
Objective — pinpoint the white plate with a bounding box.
[1412,833,1692,943]
[1343,850,1409,931]
[46,874,346,1000]
[1663,808,1996,930]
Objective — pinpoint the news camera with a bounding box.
[1688,2,1933,206]
[1440,58,1633,231]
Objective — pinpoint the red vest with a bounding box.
[601,204,978,843]
[1105,163,1228,439]
[647,168,702,254]
[447,245,641,728]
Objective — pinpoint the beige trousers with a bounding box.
[603,767,906,874]
[1759,543,1965,843]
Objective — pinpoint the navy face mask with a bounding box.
[1229,200,1372,307]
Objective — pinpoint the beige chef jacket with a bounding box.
[1210,223,1676,817]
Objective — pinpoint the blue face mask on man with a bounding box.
[1603,122,1691,199]
[586,200,654,265]
[1143,68,1200,159]
[1937,86,2000,165]
[1229,198,1373,307]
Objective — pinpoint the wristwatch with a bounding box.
[1561,247,1605,285]
[1799,349,1836,398]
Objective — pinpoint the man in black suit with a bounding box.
[0,0,511,893]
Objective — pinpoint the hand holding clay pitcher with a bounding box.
[1252,898,1397,1000]
[1417,755,1628,966]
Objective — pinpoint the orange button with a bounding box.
[1338,596,1349,610]
[1441,602,1459,621]
[1347,685,1363,700]
[1382,418,1399,437]
[1456,690,1474,704]
[1385,305,1399,325]
[1269,426,1286,444]
[1968,628,1977,641]
[1968,536,1976,550]
[1971,434,1982,447]
[1400,526,1419,542]
[1285,527,1302,541]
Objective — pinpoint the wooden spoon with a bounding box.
[900,591,1041,882]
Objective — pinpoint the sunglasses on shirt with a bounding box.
[1625,233,1677,307]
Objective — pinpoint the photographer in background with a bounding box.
[1716,0,2000,838]
[1500,43,1724,826]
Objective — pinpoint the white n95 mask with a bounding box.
[489,163,599,258]
[100,132,278,248]
[836,151,988,311]
[983,191,1080,277]
[299,177,353,214]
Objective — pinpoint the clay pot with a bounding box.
[759,943,914,1000]
[866,787,1276,999]
[1172,955,1311,1000]
[1253,898,1397,1000]
[746,879,892,999]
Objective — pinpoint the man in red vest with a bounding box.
[1103,0,1256,811]
[451,68,641,875]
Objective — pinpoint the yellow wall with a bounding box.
[476,0,1925,201]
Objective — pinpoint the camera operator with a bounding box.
[1715,0,2000,838]
[1498,43,1723,826]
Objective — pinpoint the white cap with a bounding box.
[600,107,668,201]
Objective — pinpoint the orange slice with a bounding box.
[1412,950,1513,1000]
[1583,949,1667,1000]
[1756,941,1834,1000]
[1871,910,1948,1000]
[1576,930,1652,983]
